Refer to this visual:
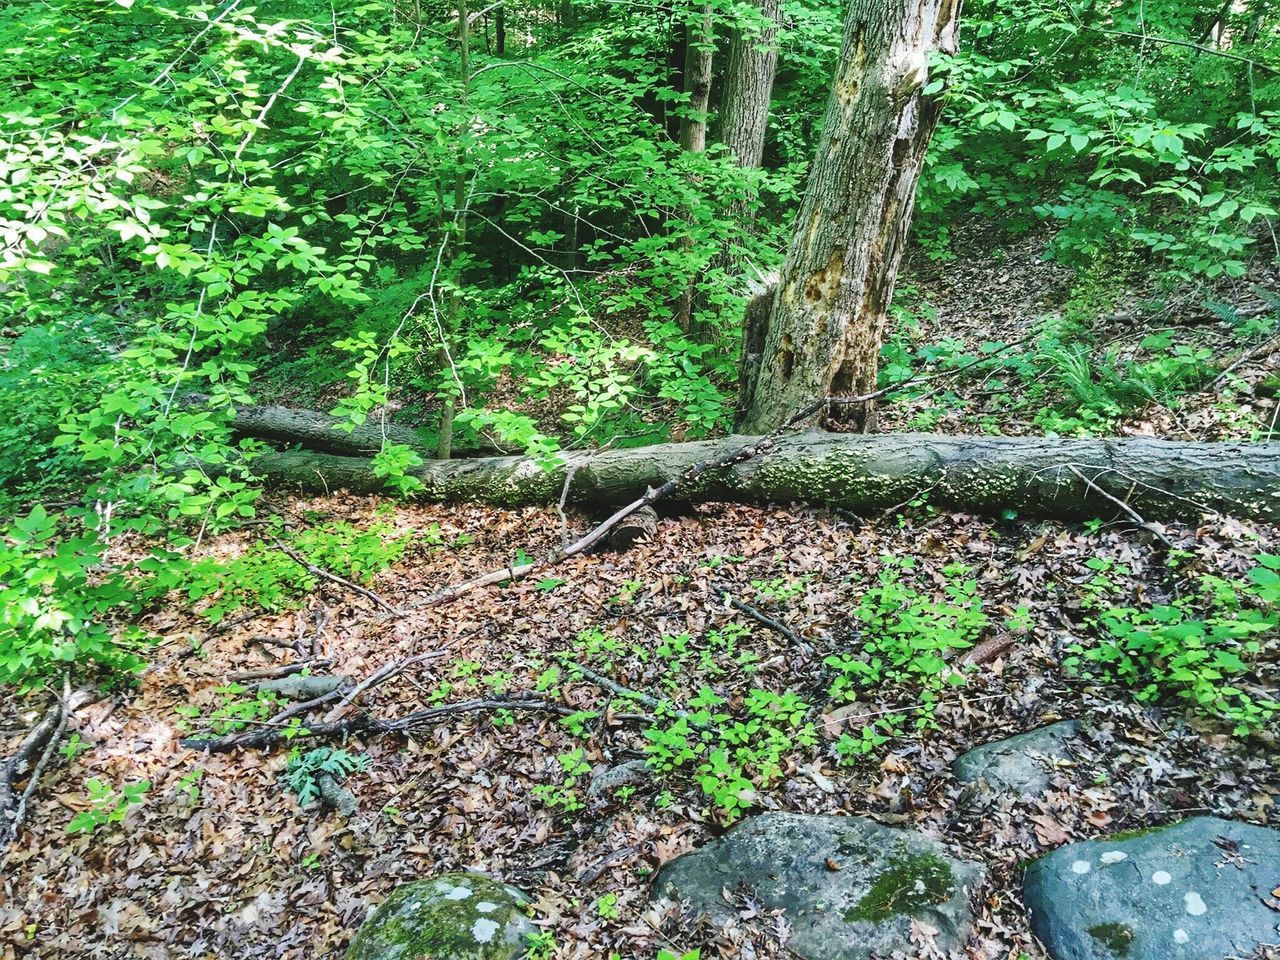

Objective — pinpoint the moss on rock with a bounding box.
[844,850,956,923]
[1088,921,1136,955]
[345,873,535,960]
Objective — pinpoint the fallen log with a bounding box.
[239,432,1280,522]
[225,401,430,458]
[212,399,508,459]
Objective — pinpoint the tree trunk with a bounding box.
[232,433,1280,523]
[678,3,714,153]
[720,0,781,170]
[438,0,472,461]
[674,2,716,331]
[735,0,960,434]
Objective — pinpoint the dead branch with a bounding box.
[1064,464,1174,546]
[1,677,71,849]
[566,661,666,713]
[322,651,448,723]
[228,659,330,683]
[716,588,806,649]
[181,695,578,753]
[182,686,347,753]
[271,537,404,616]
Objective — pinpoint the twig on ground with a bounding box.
[271,537,404,616]
[1,676,71,850]
[565,661,665,712]
[715,588,807,650]
[1064,464,1174,546]
[182,686,347,753]
[1209,334,1280,389]
[229,659,330,683]
[577,843,644,885]
[181,695,578,752]
[322,651,448,723]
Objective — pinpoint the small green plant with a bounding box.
[644,686,815,824]
[59,733,89,762]
[282,747,369,807]
[826,558,985,704]
[1068,555,1280,732]
[66,778,150,835]
[524,931,558,959]
[595,892,620,919]
[183,520,409,623]
[173,769,204,801]
[203,685,282,736]
[532,747,591,812]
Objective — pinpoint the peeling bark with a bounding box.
[736,0,961,434]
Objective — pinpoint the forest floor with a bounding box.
[885,224,1280,441]
[3,240,1280,960]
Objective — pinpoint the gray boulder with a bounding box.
[953,720,1080,795]
[653,813,984,960]
[346,873,536,960]
[1024,816,1280,960]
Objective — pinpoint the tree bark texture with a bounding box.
[678,3,715,153]
[720,0,781,170]
[224,401,432,458]
[735,0,961,435]
[234,432,1280,522]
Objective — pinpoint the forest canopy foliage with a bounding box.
[0,0,1278,689]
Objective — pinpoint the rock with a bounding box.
[345,873,536,960]
[258,674,347,700]
[653,813,984,960]
[1024,816,1280,960]
[953,720,1080,795]
[587,759,652,803]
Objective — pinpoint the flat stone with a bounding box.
[1024,816,1280,960]
[653,813,984,960]
[346,873,535,960]
[953,720,1080,795]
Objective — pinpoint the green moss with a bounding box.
[1108,821,1181,842]
[843,850,956,923]
[1088,922,1136,955]
[345,876,532,960]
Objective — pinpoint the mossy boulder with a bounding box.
[652,813,984,960]
[345,873,536,960]
[1024,816,1280,959]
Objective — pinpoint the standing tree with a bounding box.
[719,0,782,171]
[736,0,961,434]
[674,1,717,330]
[678,3,716,153]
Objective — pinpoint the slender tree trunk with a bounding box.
[674,2,716,331]
[439,0,472,461]
[678,3,714,153]
[715,0,781,285]
[495,2,506,55]
[720,0,781,170]
[735,0,961,434]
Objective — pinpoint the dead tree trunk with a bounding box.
[230,433,1280,523]
[735,0,960,434]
